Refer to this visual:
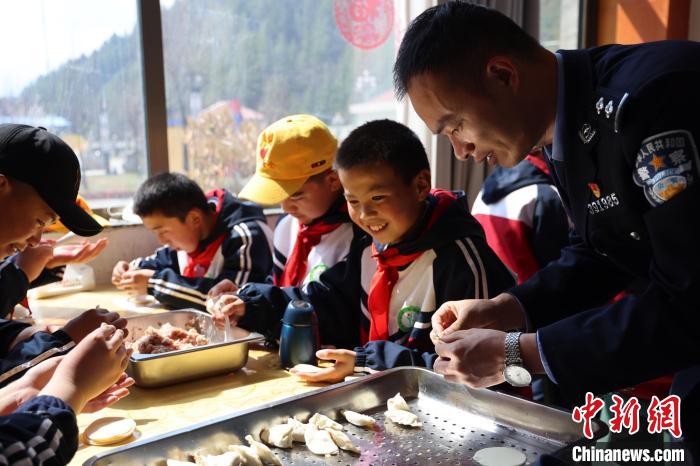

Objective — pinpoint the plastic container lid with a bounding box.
[281,299,318,326]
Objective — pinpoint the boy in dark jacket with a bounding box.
[210,120,515,382]
[112,172,273,311]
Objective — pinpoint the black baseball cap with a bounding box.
[0,124,103,236]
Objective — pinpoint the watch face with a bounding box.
[503,365,532,387]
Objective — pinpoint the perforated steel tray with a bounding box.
[84,367,606,465]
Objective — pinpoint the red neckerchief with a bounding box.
[365,189,456,341]
[525,153,550,175]
[183,189,227,278]
[277,216,345,287]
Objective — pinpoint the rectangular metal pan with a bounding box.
[125,309,264,387]
[85,366,607,465]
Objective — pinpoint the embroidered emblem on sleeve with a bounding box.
[633,130,699,206]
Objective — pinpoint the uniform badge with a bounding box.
[579,123,596,144]
[397,305,419,333]
[633,130,699,206]
[588,182,601,198]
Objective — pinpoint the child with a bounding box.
[210,119,515,382]
[238,114,355,287]
[0,124,127,386]
[113,172,273,311]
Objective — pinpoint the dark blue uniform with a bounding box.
[508,41,700,442]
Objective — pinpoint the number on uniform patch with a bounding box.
[633,130,699,206]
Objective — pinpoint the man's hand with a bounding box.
[117,269,155,295]
[15,243,55,282]
[210,293,246,328]
[431,293,527,341]
[62,307,127,343]
[45,238,108,269]
[433,329,508,387]
[289,349,356,384]
[112,261,132,286]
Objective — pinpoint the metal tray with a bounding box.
[85,367,607,465]
[125,309,264,387]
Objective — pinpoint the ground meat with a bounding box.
[129,322,209,355]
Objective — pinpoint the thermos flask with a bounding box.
[279,299,319,368]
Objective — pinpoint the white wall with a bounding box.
[690,0,700,41]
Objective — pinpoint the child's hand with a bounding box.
[62,307,127,343]
[208,279,238,299]
[39,324,132,413]
[46,238,108,269]
[289,349,356,384]
[210,294,246,328]
[0,356,64,415]
[111,260,131,286]
[82,373,135,413]
[117,269,155,295]
[14,242,55,281]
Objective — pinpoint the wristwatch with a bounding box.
[503,331,532,387]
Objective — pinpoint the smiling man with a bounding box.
[394,0,700,446]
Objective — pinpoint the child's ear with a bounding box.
[326,170,342,192]
[185,208,204,227]
[414,169,431,201]
[0,175,9,195]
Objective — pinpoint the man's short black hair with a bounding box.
[336,119,430,183]
[133,172,209,221]
[394,1,541,99]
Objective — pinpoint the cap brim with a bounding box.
[49,199,104,236]
[239,173,308,205]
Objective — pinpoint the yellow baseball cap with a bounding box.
[239,114,338,205]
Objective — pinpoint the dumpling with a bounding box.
[384,409,422,427]
[342,410,375,428]
[304,425,339,455]
[196,451,244,466]
[245,435,282,466]
[308,413,343,431]
[287,417,307,443]
[473,447,527,466]
[228,445,262,466]
[260,424,294,448]
[387,393,410,412]
[327,429,361,454]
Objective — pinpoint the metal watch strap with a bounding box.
[504,331,523,366]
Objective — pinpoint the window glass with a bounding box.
[161,0,400,194]
[539,0,580,51]
[0,0,147,208]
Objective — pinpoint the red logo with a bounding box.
[334,0,394,50]
[572,392,605,439]
[609,394,641,435]
[647,395,682,438]
[588,182,601,198]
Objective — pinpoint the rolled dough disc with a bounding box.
[473,446,527,466]
[84,416,136,445]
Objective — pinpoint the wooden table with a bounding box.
[28,287,325,465]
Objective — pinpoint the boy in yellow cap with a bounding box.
[238,114,356,287]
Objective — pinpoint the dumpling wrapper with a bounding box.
[342,410,375,428]
[245,435,282,466]
[84,416,136,445]
[387,393,411,412]
[286,417,307,443]
[327,428,361,454]
[304,425,339,455]
[292,364,323,373]
[228,445,262,466]
[473,447,527,466]
[308,413,343,431]
[260,424,294,448]
[384,409,422,427]
[167,460,196,466]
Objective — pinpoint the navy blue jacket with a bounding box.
[136,190,273,311]
[0,396,79,465]
[237,191,515,371]
[508,41,700,436]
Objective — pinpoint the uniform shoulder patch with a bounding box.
[632,130,699,206]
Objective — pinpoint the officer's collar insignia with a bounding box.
[604,100,614,119]
[595,97,604,115]
[587,182,601,198]
[579,123,596,144]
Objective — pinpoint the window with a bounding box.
[0,0,147,208]
[160,0,401,194]
[539,0,581,51]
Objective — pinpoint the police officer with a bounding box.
[394,0,700,450]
